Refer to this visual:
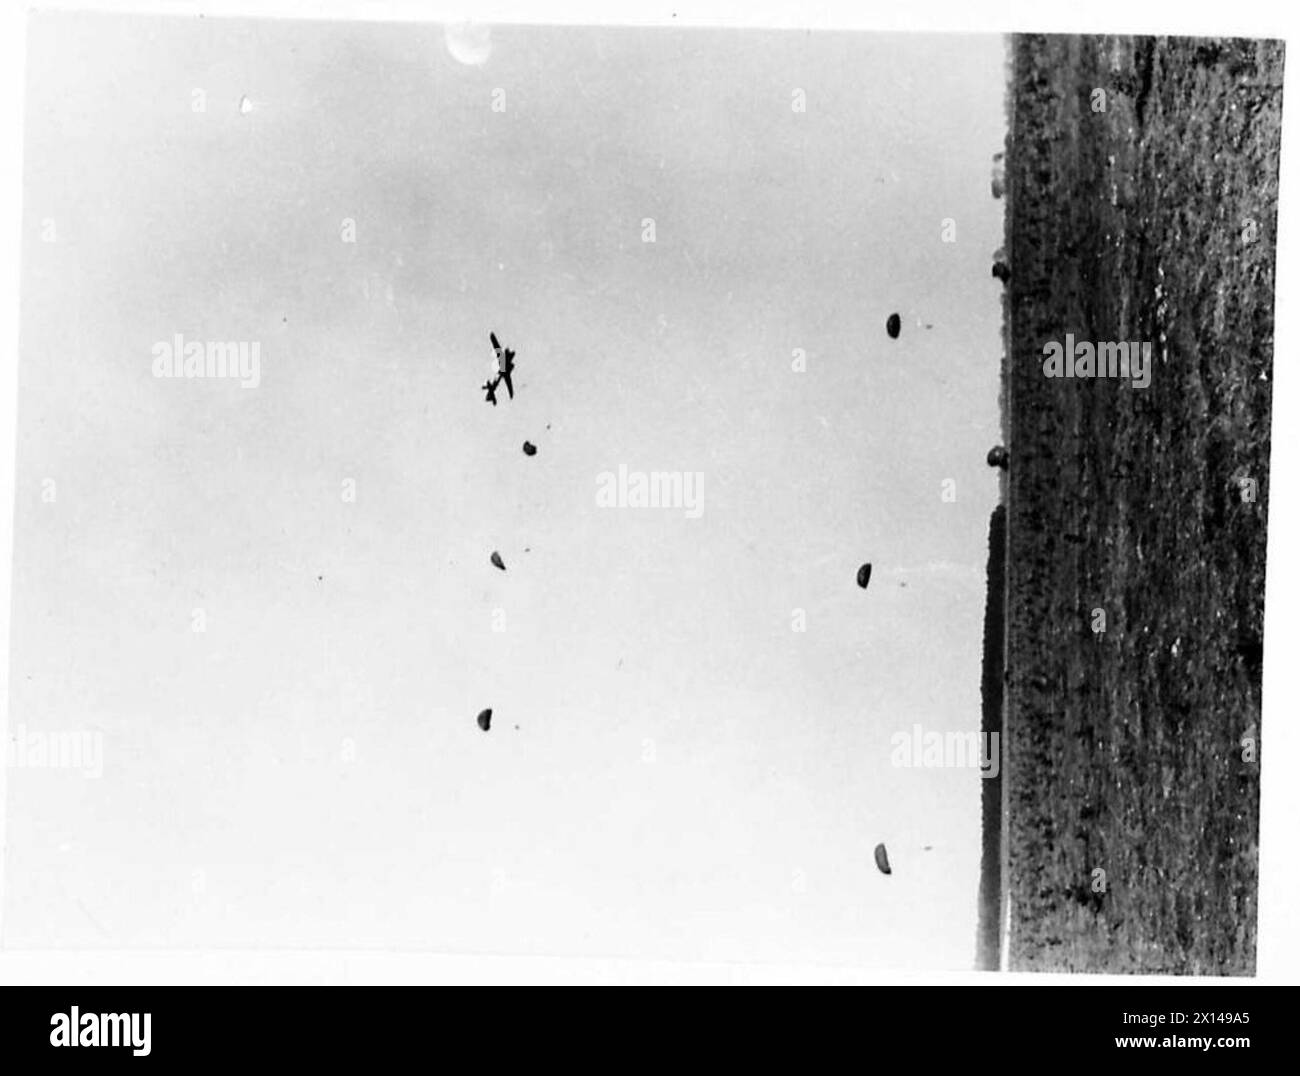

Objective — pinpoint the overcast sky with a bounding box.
[6,13,1005,968]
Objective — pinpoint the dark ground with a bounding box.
[1000,35,1281,974]
[975,505,1006,971]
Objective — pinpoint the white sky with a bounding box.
[5,14,1006,968]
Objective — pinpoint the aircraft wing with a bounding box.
[500,369,514,399]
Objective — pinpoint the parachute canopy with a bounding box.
[857,563,873,590]
[476,708,492,732]
[874,842,892,875]
[490,551,506,571]
[886,313,901,339]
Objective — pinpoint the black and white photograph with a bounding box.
[0,1,1295,1005]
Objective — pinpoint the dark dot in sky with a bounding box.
[477,708,492,732]
[886,313,901,339]
[490,551,506,571]
[522,441,537,456]
[857,563,872,589]
[317,575,323,581]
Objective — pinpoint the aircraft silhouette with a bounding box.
[489,332,516,400]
